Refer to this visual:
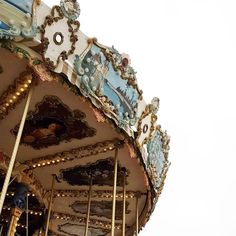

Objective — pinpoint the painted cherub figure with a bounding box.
[23,123,62,144]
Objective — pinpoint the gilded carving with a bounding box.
[24,139,124,169]
[40,5,80,70]
[136,104,158,149]
[0,71,33,120]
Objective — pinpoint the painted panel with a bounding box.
[147,131,166,188]
[0,0,37,38]
[59,159,128,187]
[4,0,33,14]
[12,96,96,149]
[75,45,139,128]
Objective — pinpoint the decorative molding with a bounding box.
[136,104,158,149]
[0,41,42,66]
[40,5,80,70]
[60,0,81,20]
[148,128,170,213]
[94,41,143,99]
[0,70,33,120]
[74,43,139,130]
[52,211,122,230]
[0,0,40,39]
[53,189,143,199]
[24,139,124,169]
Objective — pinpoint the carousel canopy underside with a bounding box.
[0,48,148,235]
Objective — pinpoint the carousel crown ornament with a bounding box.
[0,0,170,235]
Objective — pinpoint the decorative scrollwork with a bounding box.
[0,0,40,39]
[60,0,81,20]
[40,6,80,70]
[136,104,158,149]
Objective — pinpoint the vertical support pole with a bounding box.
[111,148,118,236]
[122,170,126,236]
[0,88,33,214]
[84,177,93,236]
[135,196,139,236]
[7,208,22,236]
[26,193,29,236]
[45,175,56,236]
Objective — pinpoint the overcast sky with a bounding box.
[48,1,236,235]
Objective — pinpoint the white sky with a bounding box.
[48,1,236,235]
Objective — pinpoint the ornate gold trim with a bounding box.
[24,139,124,169]
[40,6,80,70]
[136,104,158,149]
[52,211,122,230]
[93,40,143,99]
[53,189,144,199]
[0,70,33,120]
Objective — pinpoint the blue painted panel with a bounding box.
[0,20,10,30]
[75,45,138,126]
[147,132,166,187]
[4,0,33,14]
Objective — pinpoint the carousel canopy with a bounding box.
[0,0,170,235]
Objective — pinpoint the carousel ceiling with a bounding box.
[0,0,170,235]
[0,47,148,235]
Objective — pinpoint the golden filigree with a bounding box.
[136,104,158,149]
[24,139,124,169]
[40,5,80,70]
[0,70,33,120]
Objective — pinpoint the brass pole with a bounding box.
[0,88,33,214]
[111,148,118,236]
[7,208,22,236]
[122,171,126,236]
[84,177,93,236]
[135,196,139,236]
[45,175,56,236]
[26,193,29,236]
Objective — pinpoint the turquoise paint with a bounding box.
[74,45,139,127]
[147,132,166,187]
[4,0,33,14]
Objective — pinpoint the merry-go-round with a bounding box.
[0,0,170,235]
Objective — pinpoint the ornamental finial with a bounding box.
[60,0,81,20]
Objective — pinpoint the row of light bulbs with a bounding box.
[0,78,31,113]
[54,214,122,230]
[31,146,115,169]
[2,206,42,216]
[54,192,135,199]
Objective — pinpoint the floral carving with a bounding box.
[60,0,81,20]
[40,5,80,70]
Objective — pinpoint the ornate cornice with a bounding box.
[52,211,123,230]
[0,70,33,120]
[24,139,124,169]
[53,189,144,199]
